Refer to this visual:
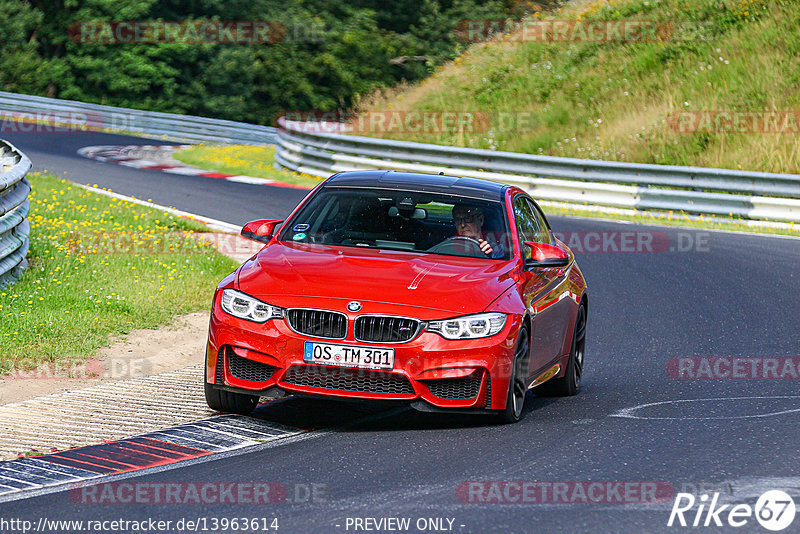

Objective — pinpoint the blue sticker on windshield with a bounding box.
[293,223,310,232]
[293,233,306,241]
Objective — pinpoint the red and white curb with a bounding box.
[0,414,306,500]
[77,145,310,189]
[0,396,397,503]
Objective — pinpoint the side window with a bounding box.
[513,196,544,258]
[530,202,552,244]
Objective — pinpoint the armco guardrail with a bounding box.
[0,140,31,289]
[0,91,278,145]
[275,118,800,223]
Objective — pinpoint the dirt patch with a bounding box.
[0,230,258,406]
[0,311,210,405]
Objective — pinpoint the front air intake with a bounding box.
[282,365,414,395]
[227,348,278,383]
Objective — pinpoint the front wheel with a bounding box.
[536,304,586,397]
[204,366,259,415]
[497,327,529,424]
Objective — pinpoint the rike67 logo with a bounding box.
[668,490,796,531]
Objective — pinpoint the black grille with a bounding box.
[227,349,278,383]
[282,365,414,395]
[354,316,420,343]
[425,372,483,400]
[287,309,347,339]
[485,375,491,407]
[215,348,224,384]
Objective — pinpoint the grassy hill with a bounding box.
[360,0,800,174]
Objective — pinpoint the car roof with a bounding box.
[324,170,508,202]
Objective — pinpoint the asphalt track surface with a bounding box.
[2,130,800,533]
[3,130,307,225]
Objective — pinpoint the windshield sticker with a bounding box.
[293,223,310,232]
[293,232,306,241]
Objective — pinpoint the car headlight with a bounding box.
[220,289,283,323]
[427,312,507,339]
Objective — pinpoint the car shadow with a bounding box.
[344,393,563,432]
[247,396,393,430]
[245,392,563,432]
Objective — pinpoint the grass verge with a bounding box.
[172,144,322,188]
[360,0,800,174]
[544,203,800,237]
[0,171,238,374]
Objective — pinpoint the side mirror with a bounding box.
[241,219,283,243]
[523,241,570,268]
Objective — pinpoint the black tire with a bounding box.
[497,327,530,424]
[536,304,586,397]
[204,366,259,415]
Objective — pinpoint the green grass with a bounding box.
[361,0,800,174]
[167,4,800,238]
[172,144,323,188]
[0,172,238,374]
[544,203,800,237]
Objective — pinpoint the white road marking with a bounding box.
[160,166,209,175]
[73,183,241,233]
[118,159,160,168]
[226,175,274,185]
[610,395,800,420]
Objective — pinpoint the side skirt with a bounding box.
[528,363,562,390]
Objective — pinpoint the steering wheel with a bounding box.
[428,235,485,256]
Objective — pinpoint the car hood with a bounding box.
[235,241,516,316]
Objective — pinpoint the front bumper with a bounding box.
[206,299,521,412]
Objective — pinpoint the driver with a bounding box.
[452,204,504,258]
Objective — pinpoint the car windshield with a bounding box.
[278,187,512,260]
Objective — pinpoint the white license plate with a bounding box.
[303,342,394,370]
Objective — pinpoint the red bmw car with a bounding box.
[205,170,587,423]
